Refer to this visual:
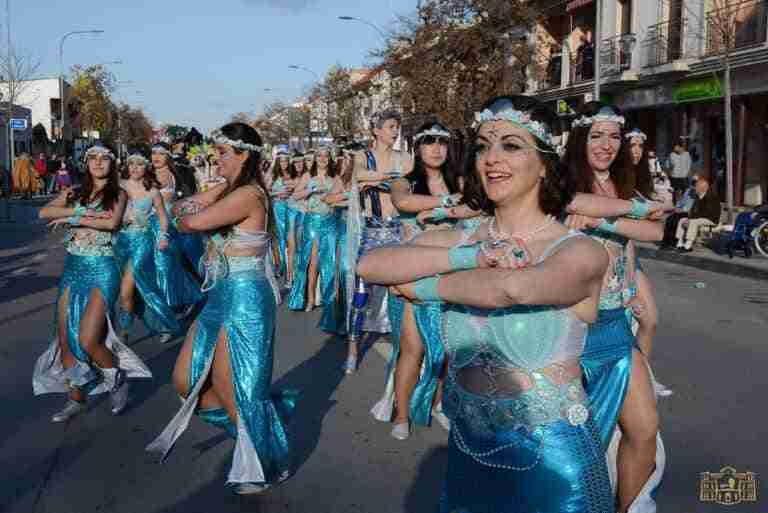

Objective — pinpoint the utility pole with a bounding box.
[593,0,602,101]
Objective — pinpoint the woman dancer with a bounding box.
[370,121,460,439]
[287,146,338,311]
[34,145,151,422]
[114,152,179,343]
[270,148,296,282]
[284,153,307,287]
[151,143,204,313]
[147,123,294,495]
[563,103,664,512]
[358,95,613,512]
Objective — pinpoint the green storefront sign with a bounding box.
[673,77,723,103]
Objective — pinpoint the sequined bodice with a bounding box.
[442,230,591,441]
[306,176,334,215]
[122,192,156,232]
[584,229,629,310]
[64,201,114,257]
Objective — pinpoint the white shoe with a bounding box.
[343,355,358,375]
[654,381,674,397]
[233,482,271,495]
[52,399,86,423]
[432,404,451,431]
[391,422,411,441]
[158,333,174,344]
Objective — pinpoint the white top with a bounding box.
[669,151,691,178]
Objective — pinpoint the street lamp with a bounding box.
[59,29,105,151]
[288,64,320,81]
[338,15,388,40]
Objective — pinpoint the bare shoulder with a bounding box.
[547,234,609,276]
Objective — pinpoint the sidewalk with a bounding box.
[636,238,768,281]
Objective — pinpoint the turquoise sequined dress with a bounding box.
[287,176,338,311]
[147,227,296,487]
[319,206,353,336]
[271,177,291,278]
[439,229,612,513]
[114,191,180,335]
[33,200,152,397]
[371,201,451,427]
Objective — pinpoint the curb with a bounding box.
[637,245,768,282]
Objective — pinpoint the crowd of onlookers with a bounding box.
[0,153,77,199]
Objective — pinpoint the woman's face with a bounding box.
[629,138,644,165]
[279,157,290,171]
[586,121,622,172]
[151,152,169,169]
[419,137,448,170]
[475,120,546,207]
[374,119,400,146]
[316,152,330,170]
[294,161,304,174]
[128,161,147,181]
[88,155,112,179]
[215,144,248,181]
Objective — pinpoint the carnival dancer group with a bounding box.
[32,92,673,511]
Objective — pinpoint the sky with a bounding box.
[13,0,417,132]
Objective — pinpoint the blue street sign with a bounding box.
[10,118,27,130]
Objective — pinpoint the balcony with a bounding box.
[705,0,768,56]
[601,33,639,82]
[645,18,689,69]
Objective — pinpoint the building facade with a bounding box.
[531,0,768,206]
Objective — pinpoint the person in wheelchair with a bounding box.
[674,178,721,252]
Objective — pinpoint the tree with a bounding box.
[0,43,40,166]
[252,100,311,148]
[310,65,361,140]
[113,103,153,148]
[684,0,763,216]
[68,64,117,139]
[229,111,253,124]
[378,0,534,132]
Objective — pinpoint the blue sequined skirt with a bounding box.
[440,416,613,513]
[581,307,635,449]
[273,200,290,277]
[371,296,445,426]
[114,228,179,335]
[287,212,338,311]
[319,211,351,336]
[188,267,295,485]
[151,215,203,310]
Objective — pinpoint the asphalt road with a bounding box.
[1,226,767,513]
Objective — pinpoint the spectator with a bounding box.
[668,141,691,202]
[648,150,673,206]
[659,174,698,249]
[674,177,721,252]
[35,153,49,195]
[55,157,72,191]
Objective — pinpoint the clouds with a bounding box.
[241,0,317,13]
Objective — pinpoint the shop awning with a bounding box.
[566,0,594,12]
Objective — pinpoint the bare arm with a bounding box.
[390,179,443,213]
[356,228,464,284]
[178,186,262,233]
[181,181,229,208]
[606,218,663,242]
[39,188,78,219]
[352,153,387,183]
[153,191,170,233]
[77,192,127,231]
[431,238,608,309]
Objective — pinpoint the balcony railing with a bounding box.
[601,33,637,74]
[705,0,767,55]
[645,18,687,67]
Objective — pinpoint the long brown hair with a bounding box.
[122,154,161,191]
[562,102,633,200]
[78,148,121,211]
[624,136,654,198]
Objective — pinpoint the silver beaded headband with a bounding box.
[85,146,115,160]
[126,153,149,165]
[625,129,647,142]
[291,156,304,164]
[414,127,451,142]
[210,130,262,152]
[151,145,172,156]
[571,112,626,129]
[316,145,334,155]
[473,107,554,147]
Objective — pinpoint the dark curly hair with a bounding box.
[462,95,572,216]
[407,120,461,195]
[562,102,633,199]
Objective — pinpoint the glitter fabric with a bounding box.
[319,209,353,336]
[147,229,295,486]
[438,229,612,512]
[151,212,204,310]
[114,193,180,335]
[271,177,291,278]
[287,210,338,311]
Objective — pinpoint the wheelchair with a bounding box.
[726,206,768,258]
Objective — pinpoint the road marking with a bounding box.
[10,267,31,276]
[32,253,47,262]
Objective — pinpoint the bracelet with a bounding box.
[431,207,450,221]
[67,215,82,226]
[598,217,620,233]
[629,198,651,219]
[158,230,170,242]
[413,276,442,302]
[448,244,480,271]
[73,205,87,216]
[343,191,352,199]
